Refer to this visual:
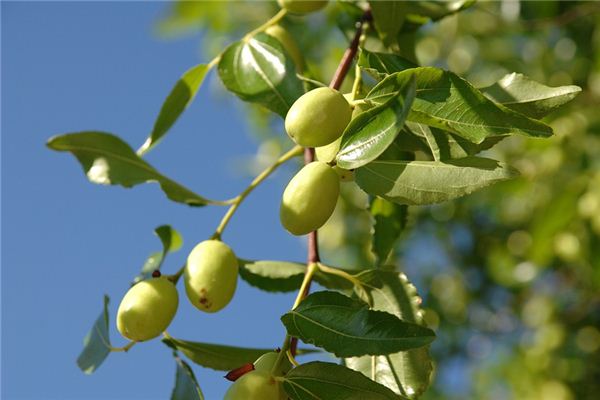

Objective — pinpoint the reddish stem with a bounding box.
[292,10,371,357]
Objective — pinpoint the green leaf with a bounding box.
[162,337,276,371]
[47,132,226,207]
[370,198,408,266]
[281,291,435,357]
[139,64,210,155]
[283,361,406,400]
[218,32,304,117]
[479,72,581,119]
[404,0,475,22]
[405,122,505,161]
[355,157,519,205]
[134,225,183,284]
[358,48,418,80]
[346,271,433,399]
[337,76,416,169]
[239,259,354,293]
[369,1,407,48]
[171,353,204,400]
[76,295,111,374]
[367,68,553,144]
[239,259,306,293]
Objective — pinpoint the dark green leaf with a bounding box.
[369,1,407,48]
[239,259,354,293]
[239,259,306,292]
[47,132,226,207]
[358,48,418,80]
[76,295,111,374]
[355,157,519,205]
[367,68,553,143]
[405,122,505,160]
[283,361,406,400]
[346,271,433,399]
[171,353,204,400]
[134,225,183,284]
[479,72,581,119]
[281,291,435,357]
[337,76,416,169]
[162,337,276,371]
[218,32,304,117]
[370,198,408,266]
[139,64,210,155]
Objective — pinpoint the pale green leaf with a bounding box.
[139,64,210,155]
[355,157,519,205]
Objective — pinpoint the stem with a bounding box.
[110,341,136,353]
[271,262,319,375]
[244,9,288,40]
[317,263,362,287]
[166,263,186,285]
[212,145,303,240]
[288,9,371,357]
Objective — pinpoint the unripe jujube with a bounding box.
[116,276,178,342]
[265,25,304,71]
[280,161,340,235]
[184,240,238,313]
[277,0,328,14]
[285,87,352,147]
[224,370,281,400]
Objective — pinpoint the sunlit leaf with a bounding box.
[358,48,418,80]
[367,68,553,144]
[480,72,581,119]
[218,32,304,117]
[356,157,519,205]
[139,64,210,155]
[337,76,416,169]
[47,132,226,207]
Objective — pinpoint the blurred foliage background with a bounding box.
[155,1,600,399]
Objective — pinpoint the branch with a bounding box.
[290,9,372,357]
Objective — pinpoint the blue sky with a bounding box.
[2,2,316,399]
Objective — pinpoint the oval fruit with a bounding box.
[280,161,340,235]
[265,25,303,71]
[277,0,328,14]
[285,87,352,147]
[254,352,292,376]
[224,370,281,400]
[116,276,178,342]
[185,240,238,313]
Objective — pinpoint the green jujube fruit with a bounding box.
[116,276,179,342]
[280,161,340,235]
[277,0,328,14]
[285,87,352,147]
[254,352,292,376]
[184,240,238,313]
[224,370,281,400]
[265,25,304,71]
